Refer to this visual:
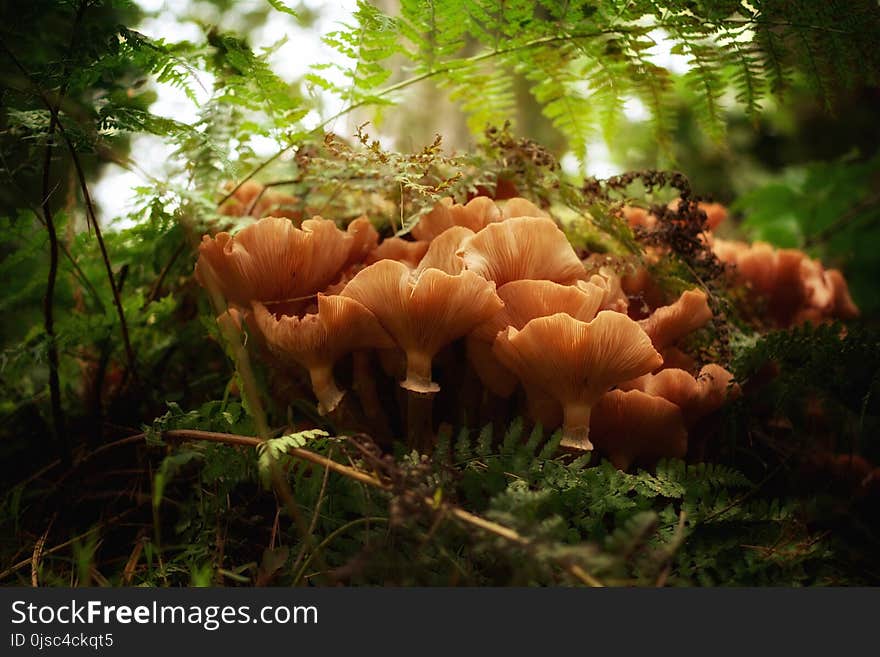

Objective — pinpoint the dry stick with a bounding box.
[57,123,138,379]
[0,508,139,583]
[158,429,603,586]
[30,516,56,587]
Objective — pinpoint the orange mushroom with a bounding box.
[340,259,502,393]
[638,289,713,351]
[467,279,607,398]
[501,197,549,219]
[620,364,738,427]
[251,295,394,414]
[411,196,502,241]
[458,216,586,286]
[589,389,688,470]
[195,216,354,314]
[493,311,662,450]
[366,237,430,268]
[414,226,474,275]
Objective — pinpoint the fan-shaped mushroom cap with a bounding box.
[195,216,353,314]
[341,259,503,393]
[589,267,629,313]
[251,295,394,414]
[493,311,662,451]
[639,289,713,351]
[344,216,380,268]
[466,279,607,398]
[366,237,430,268]
[620,364,738,427]
[589,389,688,470]
[826,269,860,319]
[411,196,502,241]
[458,216,586,286]
[501,197,549,219]
[415,226,474,275]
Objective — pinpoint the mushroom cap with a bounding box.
[620,364,737,426]
[251,295,394,413]
[366,237,430,268]
[622,205,656,230]
[415,226,474,275]
[458,216,586,286]
[589,267,629,313]
[195,216,353,312]
[341,259,503,392]
[411,196,502,241]
[639,288,713,351]
[590,389,688,470]
[251,295,394,369]
[501,197,549,219]
[493,310,662,407]
[826,269,860,319]
[343,216,380,268]
[466,279,607,398]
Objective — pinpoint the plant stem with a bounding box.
[57,123,138,380]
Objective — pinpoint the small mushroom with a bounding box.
[638,289,713,351]
[366,237,430,268]
[458,216,586,286]
[195,216,354,314]
[620,364,738,427]
[493,311,662,451]
[415,226,474,275]
[251,295,394,414]
[411,196,502,241]
[341,259,503,393]
[589,389,688,470]
[501,197,549,219]
[467,279,607,398]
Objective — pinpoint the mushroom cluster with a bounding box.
[196,194,748,470]
[620,201,860,328]
[710,237,859,327]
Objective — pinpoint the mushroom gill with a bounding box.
[467,279,607,398]
[195,216,353,314]
[340,259,502,393]
[458,216,586,286]
[251,295,394,414]
[493,311,662,451]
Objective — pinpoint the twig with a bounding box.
[31,515,56,587]
[156,428,604,586]
[0,508,139,582]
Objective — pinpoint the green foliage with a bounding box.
[313,0,880,160]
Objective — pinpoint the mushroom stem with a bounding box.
[352,351,392,444]
[402,349,440,393]
[406,390,435,453]
[560,402,594,451]
[308,364,345,416]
